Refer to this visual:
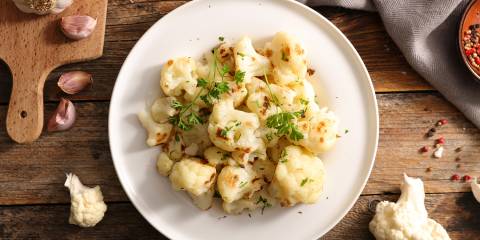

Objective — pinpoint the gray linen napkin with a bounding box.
[302,0,480,128]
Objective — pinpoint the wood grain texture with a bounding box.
[0,93,477,205]
[0,0,108,143]
[0,2,432,106]
[0,193,477,240]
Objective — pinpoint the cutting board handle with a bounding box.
[6,63,49,144]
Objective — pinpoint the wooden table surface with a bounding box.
[0,1,479,239]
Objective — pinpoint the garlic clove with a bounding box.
[47,98,76,132]
[60,15,97,40]
[472,178,480,203]
[58,71,93,94]
[12,0,73,15]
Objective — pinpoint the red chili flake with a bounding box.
[463,175,472,182]
[451,174,461,181]
[436,137,445,145]
[419,146,429,153]
[437,119,448,126]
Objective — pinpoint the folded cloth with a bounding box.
[302,0,480,128]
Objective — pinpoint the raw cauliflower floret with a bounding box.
[369,174,450,240]
[269,145,325,207]
[234,36,272,83]
[151,96,178,123]
[64,173,107,228]
[157,152,174,176]
[222,189,276,214]
[208,99,263,153]
[169,158,216,196]
[160,57,198,97]
[293,108,339,154]
[245,77,297,121]
[189,187,214,210]
[217,165,263,203]
[268,32,308,85]
[138,110,173,147]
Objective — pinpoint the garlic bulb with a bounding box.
[47,98,76,132]
[12,0,73,15]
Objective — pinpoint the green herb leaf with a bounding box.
[237,52,245,57]
[239,181,247,188]
[170,100,183,110]
[218,36,224,41]
[234,70,246,84]
[197,78,208,88]
[300,178,309,187]
[220,65,230,77]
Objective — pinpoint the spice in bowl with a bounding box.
[462,24,480,68]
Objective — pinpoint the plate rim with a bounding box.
[108,0,379,239]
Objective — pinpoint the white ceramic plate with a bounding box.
[109,0,379,239]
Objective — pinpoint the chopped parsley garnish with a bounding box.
[237,52,245,57]
[300,178,309,186]
[300,98,309,105]
[345,129,349,134]
[170,100,183,110]
[197,78,208,88]
[266,112,304,141]
[279,150,288,163]
[220,65,230,77]
[239,181,247,188]
[218,36,224,41]
[200,81,230,105]
[256,196,272,214]
[234,70,246,84]
[219,121,241,138]
[221,152,232,161]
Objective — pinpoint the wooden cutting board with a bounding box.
[0,0,108,143]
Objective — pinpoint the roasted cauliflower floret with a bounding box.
[179,123,212,157]
[222,189,276,214]
[268,32,308,85]
[293,108,339,154]
[252,158,276,183]
[234,37,272,83]
[64,173,107,228]
[267,137,290,162]
[208,99,263,153]
[269,145,325,207]
[151,96,178,123]
[169,158,217,196]
[245,77,296,121]
[217,165,263,203]
[138,110,173,147]
[189,187,214,210]
[203,146,237,171]
[157,152,174,176]
[160,57,198,97]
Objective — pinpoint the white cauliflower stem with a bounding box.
[64,173,107,228]
[369,174,450,240]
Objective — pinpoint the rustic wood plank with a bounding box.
[364,92,480,195]
[0,93,478,204]
[0,193,477,239]
[322,192,480,239]
[0,3,433,105]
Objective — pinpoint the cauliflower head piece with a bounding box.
[160,57,198,97]
[293,108,339,154]
[207,99,263,153]
[234,36,272,83]
[268,32,308,86]
[169,158,217,196]
[269,145,325,207]
[138,110,173,147]
[64,173,107,228]
[217,165,264,203]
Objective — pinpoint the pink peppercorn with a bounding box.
[463,175,472,182]
[451,174,460,181]
[466,48,475,56]
[437,119,448,126]
[419,146,429,153]
[436,137,445,145]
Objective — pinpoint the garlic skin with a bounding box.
[47,98,76,132]
[64,173,107,227]
[472,178,480,203]
[369,174,450,240]
[58,71,93,94]
[60,15,97,40]
[12,0,73,15]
